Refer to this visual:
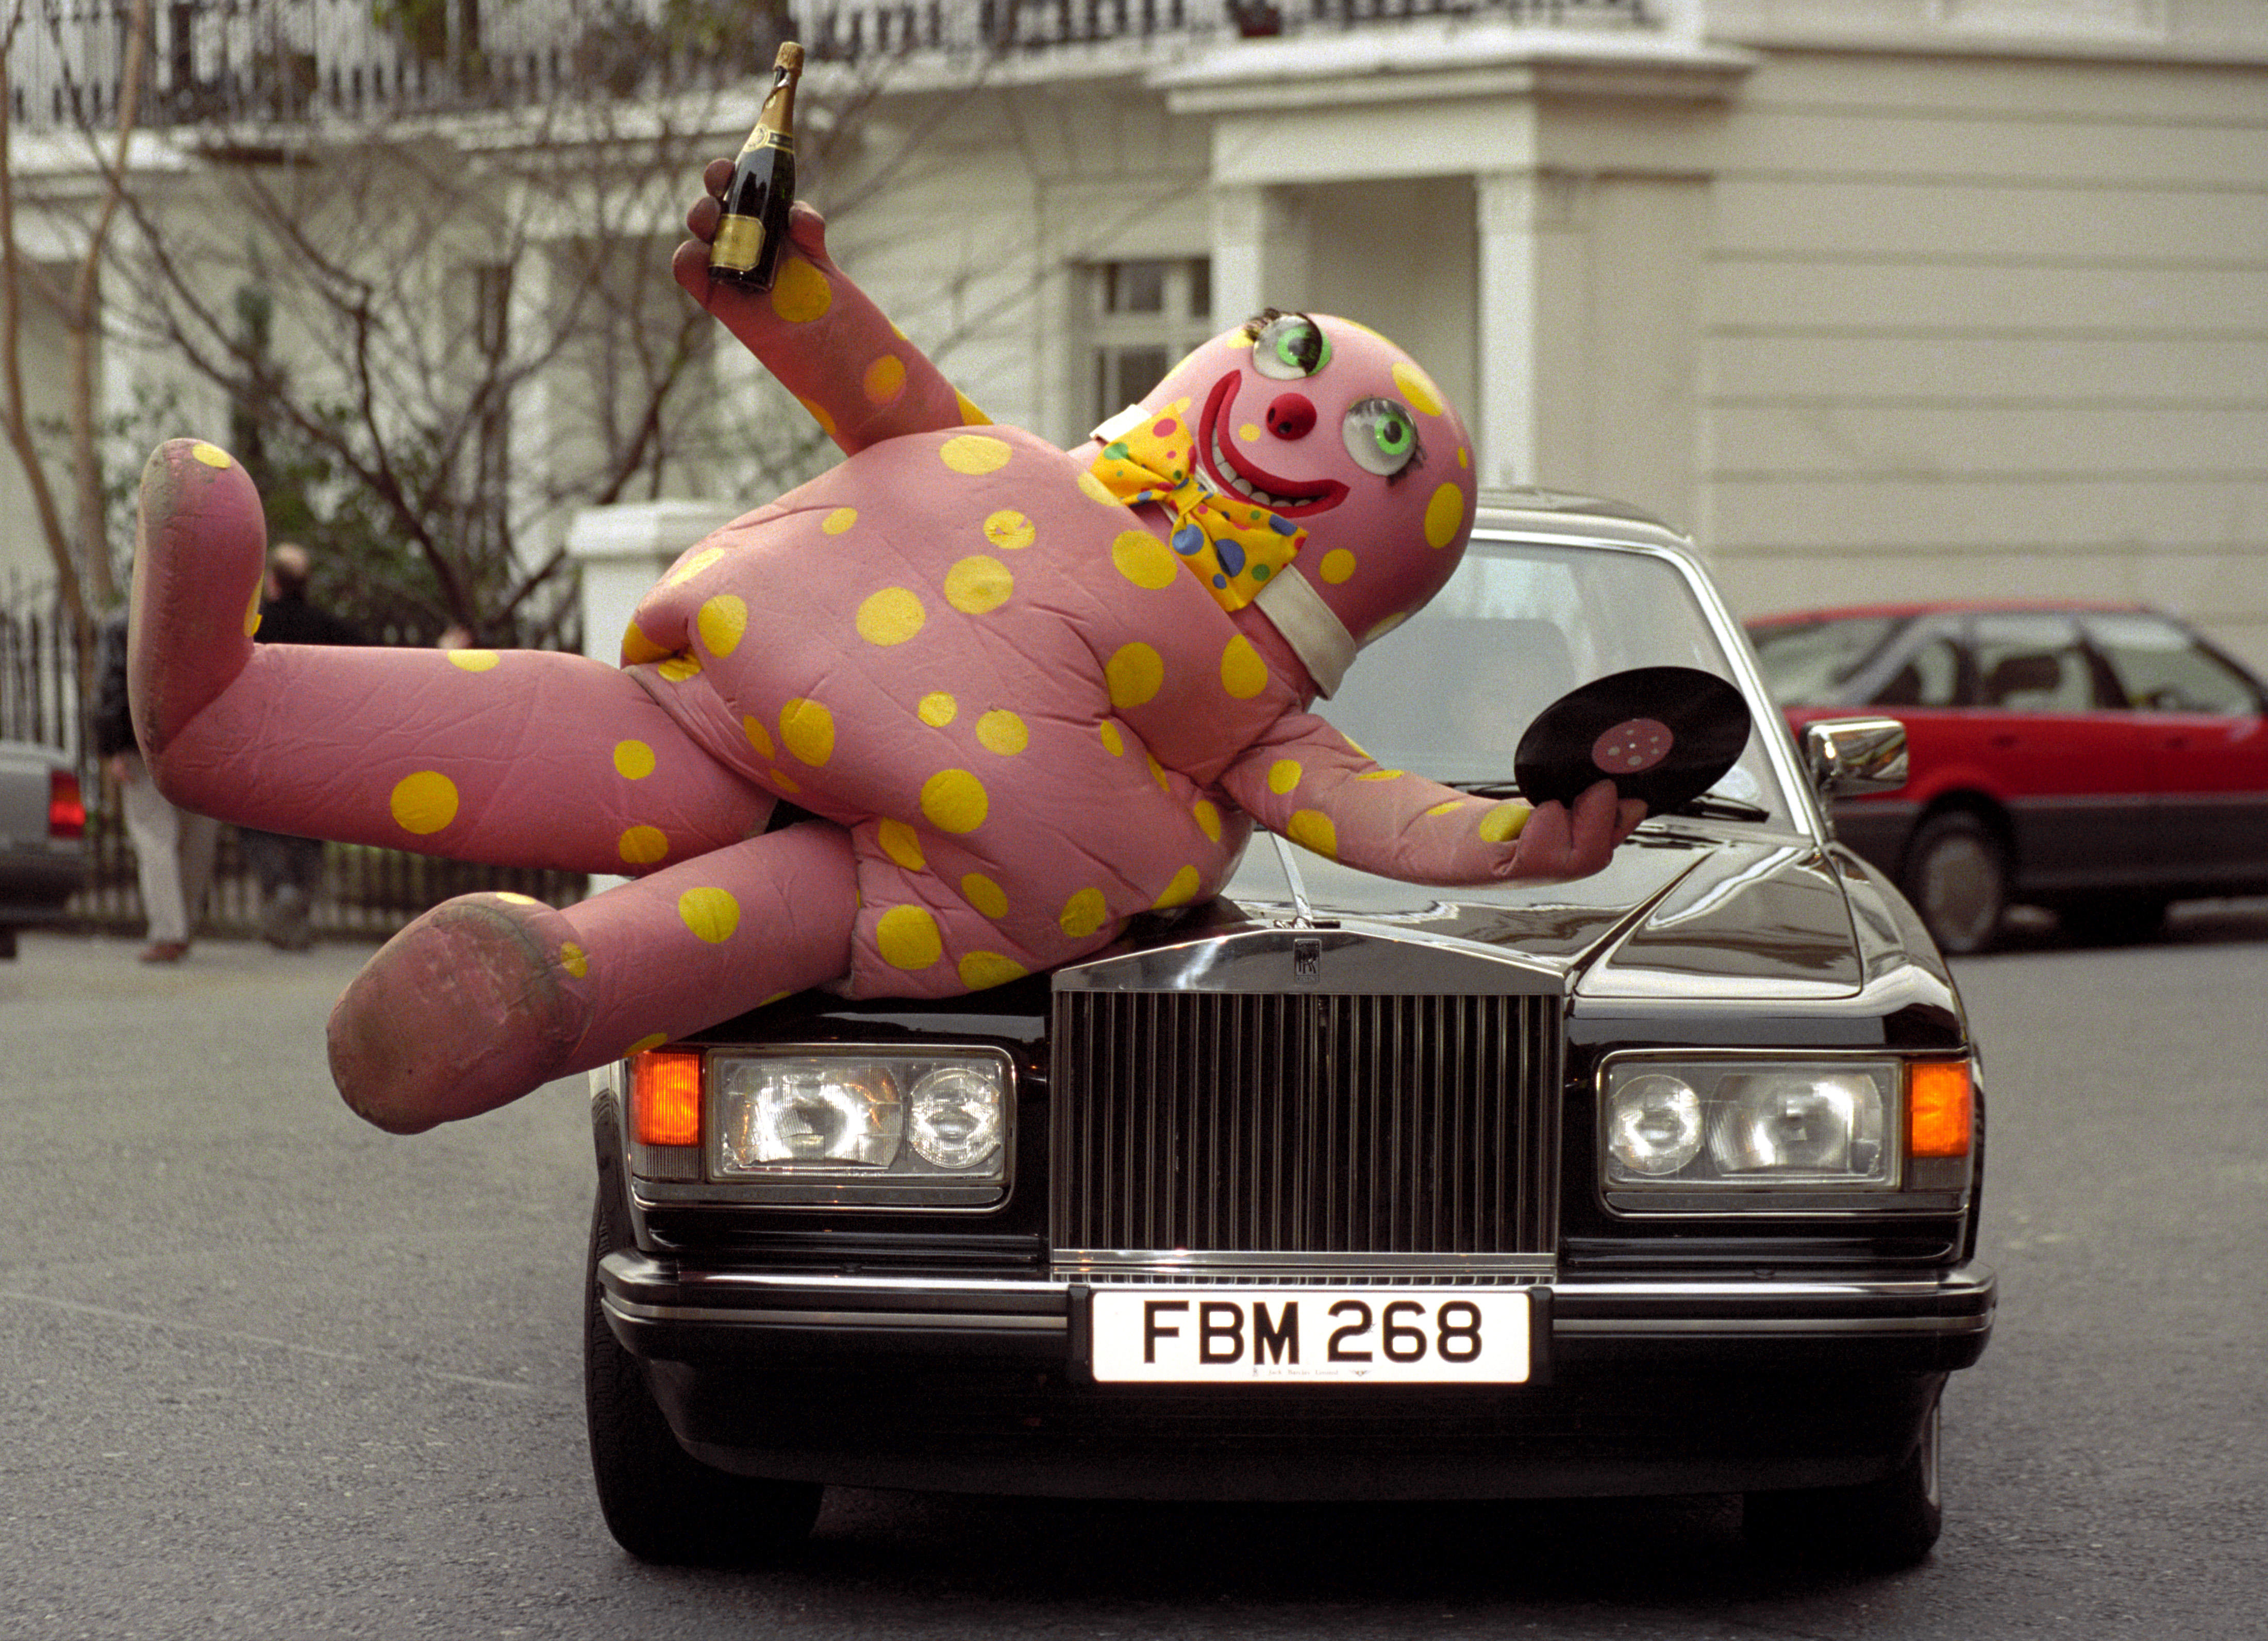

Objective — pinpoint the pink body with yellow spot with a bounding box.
[125,196,1630,1135]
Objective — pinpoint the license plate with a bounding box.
[1089,1286,1532,1384]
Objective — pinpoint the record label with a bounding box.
[1514,666,1752,813]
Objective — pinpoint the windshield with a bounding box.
[1747,615,1902,707]
[1321,534,1793,825]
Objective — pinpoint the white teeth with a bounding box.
[1209,425,1286,508]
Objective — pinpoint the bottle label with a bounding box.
[710,215,766,273]
[738,128,794,157]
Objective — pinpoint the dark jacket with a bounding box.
[91,610,137,760]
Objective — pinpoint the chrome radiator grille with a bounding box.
[1049,991,1560,1261]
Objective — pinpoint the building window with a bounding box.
[1083,257,1212,431]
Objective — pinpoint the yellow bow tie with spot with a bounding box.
[1089,403,1305,613]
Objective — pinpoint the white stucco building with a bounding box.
[7,0,2266,667]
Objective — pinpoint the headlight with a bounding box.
[1600,1056,1909,1201]
[628,1044,1014,1207]
[718,1060,904,1168]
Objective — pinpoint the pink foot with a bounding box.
[327,894,594,1133]
[128,439,267,759]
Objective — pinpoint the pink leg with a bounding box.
[130,438,773,873]
[328,821,859,1132]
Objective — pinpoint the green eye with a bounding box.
[1343,397,1421,477]
[1253,315,1331,380]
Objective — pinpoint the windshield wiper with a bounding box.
[1446,780,1771,823]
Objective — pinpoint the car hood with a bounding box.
[1172,824,1866,1000]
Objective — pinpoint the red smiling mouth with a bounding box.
[1194,376,1348,517]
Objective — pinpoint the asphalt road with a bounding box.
[3,907,2264,1640]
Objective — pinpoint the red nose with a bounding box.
[1265,393,1316,440]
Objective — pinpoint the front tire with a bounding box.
[1901,811,2008,955]
[1744,1395,1944,1571]
[584,1182,822,1566]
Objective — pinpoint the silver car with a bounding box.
[0,739,86,958]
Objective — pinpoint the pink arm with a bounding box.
[1215,712,1644,885]
[674,179,987,455]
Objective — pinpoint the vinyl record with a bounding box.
[1513,665,1753,813]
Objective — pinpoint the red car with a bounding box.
[1746,601,2268,953]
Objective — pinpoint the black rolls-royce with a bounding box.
[585,493,1991,1571]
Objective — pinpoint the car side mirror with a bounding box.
[1802,716,1908,797]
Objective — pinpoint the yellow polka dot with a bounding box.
[1238,423,1262,443]
[961,873,1009,919]
[940,434,1012,475]
[1155,865,1203,909]
[1425,799,1468,818]
[1221,634,1269,700]
[857,587,926,646]
[768,767,802,795]
[956,392,992,426]
[657,654,702,682]
[558,942,589,980]
[447,648,501,672]
[1111,531,1179,590]
[496,893,540,906]
[626,1032,668,1056]
[1392,359,1446,418]
[1459,446,1471,469]
[1356,768,1405,782]
[678,886,741,944]
[1060,887,1109,940]
[1287,810,1339,859]
[1268,759,1303,796]
[622,621,671,665]
[976,710,1028,756]
[921,768,989,833]
[1319,549,1357,585]
[1479,800,1531,844]
[1366,612,1411,644]
[944,555,1013,615]
[780,698,836,766]
[822,507,858,535]
[697,594,748,657]
[770,258,832,323]
[1147,753,1171,792]
[741,715,776,760]
[878,818,925,872]
[613,740,657,780]
[1077,470,1120,508]
[863,354,907,405]
[1107,643,1164,708]
[389,772,458,836]
[1425,482,1467,549]
[192,442,232,469]
[919,692,958,727]
[876,905,943,970]
[959,951,1027,991]
[1098,720,1125,758]
[798,395,837,438]
[619,825,670,865]
[666,545,725,586]
[1193,799,1223,843]
[985,510,1035,550]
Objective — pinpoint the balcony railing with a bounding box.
[7,0,1653,133]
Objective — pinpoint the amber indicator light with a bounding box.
[1907,1061,1973,1158]
[632,1049,704,1147]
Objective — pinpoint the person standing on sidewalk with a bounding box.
[92,608,219,963]
[238,542,368,950]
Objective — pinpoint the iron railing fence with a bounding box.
[2,583,586,940]
[8,0,1654,133]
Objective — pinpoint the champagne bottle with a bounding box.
[709,41,804,292]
